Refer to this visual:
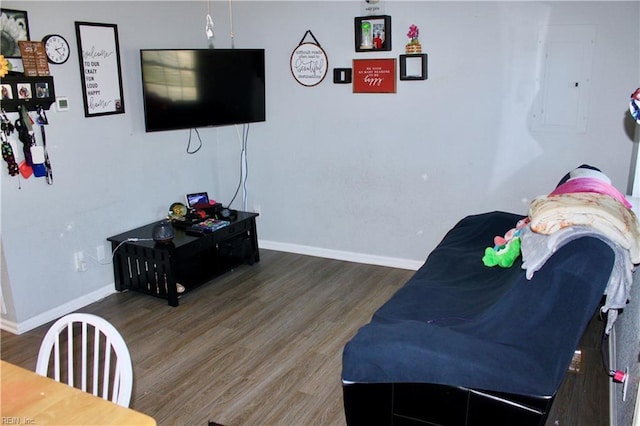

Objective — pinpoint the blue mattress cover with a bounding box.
[342,211,615,397]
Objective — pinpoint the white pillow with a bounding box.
[568,168,612,184]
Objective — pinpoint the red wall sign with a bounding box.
[352,58,396,93]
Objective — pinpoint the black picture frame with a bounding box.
[75,21,125,117]
[399,54,428,81]
[0,9,30,58]
[354,15,391,52]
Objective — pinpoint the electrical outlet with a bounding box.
[75,251,87,272]
[253,205,261,215]
[96,244,106,262]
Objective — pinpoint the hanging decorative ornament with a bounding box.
[290,30,328,87]
[630,88,640,125]
[205,14,214,40]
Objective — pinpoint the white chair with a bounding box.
[35,313,133,407]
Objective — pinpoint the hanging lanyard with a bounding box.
[15,105,36,166]
[36,106,53,185]
[1,132,19,176]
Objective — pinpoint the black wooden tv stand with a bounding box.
[107,211,259,306]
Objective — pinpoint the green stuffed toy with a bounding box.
[482,236,521,268]
[482,217,529,268]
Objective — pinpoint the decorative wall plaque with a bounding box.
[353,58,396,93]
[290,30,328,87]
[75,21,125,117]
[18,41,49,76]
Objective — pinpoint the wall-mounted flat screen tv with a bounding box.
[140,48,265,132]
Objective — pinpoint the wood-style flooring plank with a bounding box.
[1,250,412,426]
[544,312,610,425]
[1,249,608,425]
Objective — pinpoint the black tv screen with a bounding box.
[140,48,265,132]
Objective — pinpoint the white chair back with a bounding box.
[35,313,133,407]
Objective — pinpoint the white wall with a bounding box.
[1,1,638,332]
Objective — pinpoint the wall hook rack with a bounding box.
[0,74,56,112]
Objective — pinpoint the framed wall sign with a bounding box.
[290,30,328,87]
[18,41,49,76]
[353,58,396,93]
[75,21,125,117]
[354,15,391,52]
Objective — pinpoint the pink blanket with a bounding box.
[550,177,632,208]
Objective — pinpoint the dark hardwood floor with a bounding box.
[545,310,610,426]
[1,249,609,425]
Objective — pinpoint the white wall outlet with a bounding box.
[253,205,261,215]
[75,251,87,272]
[96,244,106,262]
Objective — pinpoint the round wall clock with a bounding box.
[42,34,70,64]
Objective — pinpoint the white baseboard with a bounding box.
[1,284,116,335]
[2,243,422,335]
[258,239,424,271]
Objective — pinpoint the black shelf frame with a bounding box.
[0,74,56,112]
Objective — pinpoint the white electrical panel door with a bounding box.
[531,25,597,133]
